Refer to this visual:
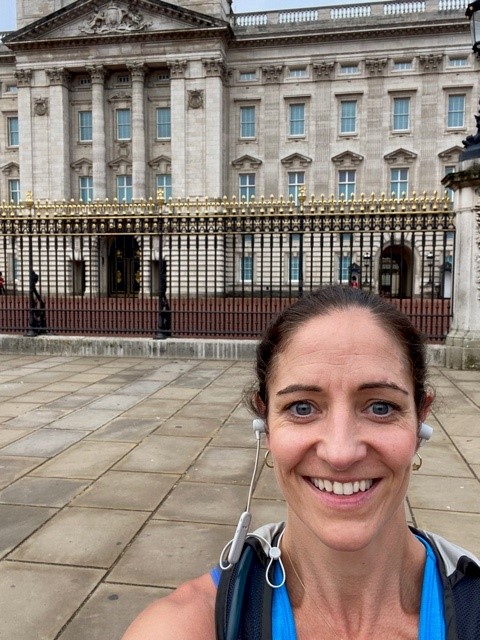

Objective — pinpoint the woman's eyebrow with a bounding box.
[359,382,409,395]
[276,384,322,396]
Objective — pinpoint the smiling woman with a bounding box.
[123,286,480,640]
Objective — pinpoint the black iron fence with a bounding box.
[0,192,455,342]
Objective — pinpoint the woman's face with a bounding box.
[266,307,423,552]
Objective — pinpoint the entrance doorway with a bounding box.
[108,236,141,296]
[379,245,412,298]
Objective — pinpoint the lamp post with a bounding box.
[466,0,480,55]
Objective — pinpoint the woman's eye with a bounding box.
[289,401,313,417]
[370,401,393,416]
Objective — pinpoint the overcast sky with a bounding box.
[0,0,360,31]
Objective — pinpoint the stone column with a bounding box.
[443,161,480,369]
[168,59,188,198]
[87,65,107,199]
[203,59,227,197]
[128,62,146,200]
[46,67,71,200]
[14,69,33,198]
[262,65,284,196]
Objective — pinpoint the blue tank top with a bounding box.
[212,535,445,639]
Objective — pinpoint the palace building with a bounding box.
[0,0,474,204]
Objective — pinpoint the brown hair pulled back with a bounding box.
[248,285,429,418]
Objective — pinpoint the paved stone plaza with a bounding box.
[0,354,479,640]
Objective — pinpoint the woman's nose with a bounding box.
[315,415,368,471]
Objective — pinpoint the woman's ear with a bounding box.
[419,390,434,424]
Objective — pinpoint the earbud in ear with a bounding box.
[418,422,433,445]
[253,418,266,437]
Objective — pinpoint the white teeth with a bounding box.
[311,478,373,495]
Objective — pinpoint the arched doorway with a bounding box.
[108,236,141,296]
[379,244,412,298]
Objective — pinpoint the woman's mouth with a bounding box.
[309,477,375,495]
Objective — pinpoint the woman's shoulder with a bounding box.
[122,572,216,640]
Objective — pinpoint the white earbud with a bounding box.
[418,422,433,446]
[252,418,266,439]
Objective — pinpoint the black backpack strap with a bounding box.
[215,530,284,640]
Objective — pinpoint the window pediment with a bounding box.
[149,155,171,172]
[231,154,262,169]
[108,156,132,174]
[70,158,92,174]
[331,151,364,166]
[1,161,19,177]
[281,153,312,168]
[384,148,417,165]
[438,146,463,162]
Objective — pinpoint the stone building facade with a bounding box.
[0,0,475,204]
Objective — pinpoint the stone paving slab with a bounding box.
[0,562,104,640]
[0,355,478,640]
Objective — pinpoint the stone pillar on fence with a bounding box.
[442,160,480,369]
[128,62,146,200]
[87,65,107,200]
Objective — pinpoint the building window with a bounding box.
[79,111,92,142]
[116,108,131,140]
[239,71,257,81]
[241,255,253,282]
[8,179,20,204]
[5,84,17,93]
[447,94,465,128]
[339,100,357,134]
[116,74,130,85]
[340,64,359,75]
[392,97,410,131]
[390,168,409,198]
[239,173,256,201]
[288,171,305,204]
[78,76,91,86]
[117,175,133,202]
[79,176,93,203]
[289,67,307,78]
[338,170,356,199]
[289,254,301,282]
[240,106,256,138]
[444,165,455,200]
[156,107,171,139]
[448,57,467,67]
[7,116,19,147]
[393,60,413,71]
[339,255,352,283]
[156,173,172,200]
[289,103,305,136]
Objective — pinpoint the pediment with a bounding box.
[331,151,364,166]
[148,155,171,171]
[1,162,20,176]
[108,156,132,172]
[4,0,229,47]
[438,146,463,162]
[383,148,417,165]
[70,158,93,173]
[280,153,312,168]
[231,154,262,169]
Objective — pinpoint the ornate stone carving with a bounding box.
[167,60,188,78]
[419,54,443,71]
[203,58,228,81]
[262,65,283,82]
[81,2,151,35]
[14,69,32,87]
[312,61,334,79]
[46,67,70,86]
[365,58,387,75]
[34,97,49,116]
[188,90,204,109]
[127,62,146,82]
[86,65,106,83]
